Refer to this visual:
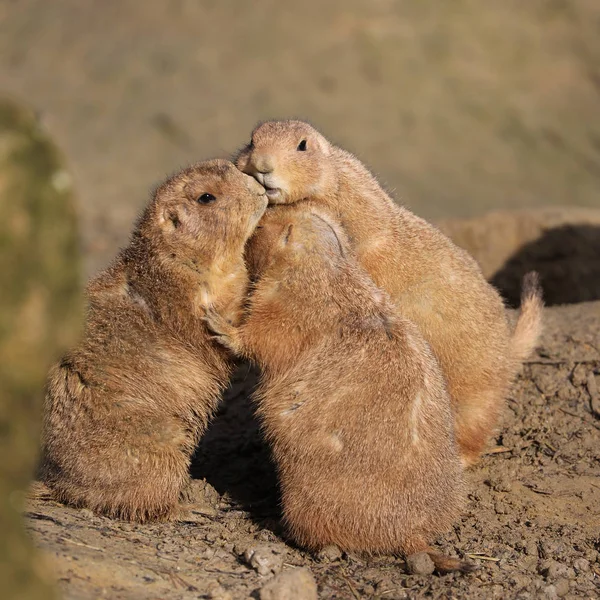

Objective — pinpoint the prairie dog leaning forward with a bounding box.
[40,160,267,521]
[235,121,543,466]
[205,204,470,572]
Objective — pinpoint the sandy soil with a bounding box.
[25,301,600,599]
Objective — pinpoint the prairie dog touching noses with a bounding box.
[236,120,543,466]
[40,160,267,521]
[205,204,470,572]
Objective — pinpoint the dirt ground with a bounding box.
[25,301,600,599]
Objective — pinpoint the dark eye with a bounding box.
[297,139,307,151]
[197,193,216,204]
[249,139,255,150]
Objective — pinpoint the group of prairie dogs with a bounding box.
[40,120,543,573]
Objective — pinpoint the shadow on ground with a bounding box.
[492,225,600,308]
[191,363,281,524]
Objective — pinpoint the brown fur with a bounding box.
[235,121,544,466]
[40,160,267,521]
[205,204,470,571]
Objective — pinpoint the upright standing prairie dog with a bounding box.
[205,204,469,572]
[235,121,543,466]
[40,160,267,521]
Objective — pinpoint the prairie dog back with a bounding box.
[236,121,543,466]
[206,205,467,570]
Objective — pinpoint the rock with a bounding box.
[0,97,80,600]
[539,559,569,580]
[259,568,318,600]
[554,578,569,597]
[543,584,559,599]
[243,544,285,576]
[207,582,233,600]
[572,557,590,573]
[317,544,342,562]
[406,552,435,575]
[524,541,539,557]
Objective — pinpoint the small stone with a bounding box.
[573,557,590,573]
[317,544,342,562]
[207,581,233,600]
[494,499,508,514]
[524,541,539,557]
[539,559,568,580]
[571,364,588,387]
[405,552,435,575]
[543,584,559,599]
[244,544,285,576]
[259,568,318,600]
[554,578,569,597]
[487,475,513,493]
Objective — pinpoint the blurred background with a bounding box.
[0,2,599,596]
[1,0,600,277]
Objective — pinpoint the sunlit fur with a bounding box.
[40,160,267,521]
[205,204,471,572]
[236,121,543,466]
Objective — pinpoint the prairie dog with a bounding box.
[205,204,469,572]
[235,120,543,466]
[40,160,267,521]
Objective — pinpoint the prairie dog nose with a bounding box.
[252,154,275,174]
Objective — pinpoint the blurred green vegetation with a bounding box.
[0,98,81,600]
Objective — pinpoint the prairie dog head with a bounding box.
[140,159,268,265]
[246,205,349,281]
[235,121,335,205]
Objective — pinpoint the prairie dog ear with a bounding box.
[310,213,346,257]
[159,205,187,231]
[315,133,331,155]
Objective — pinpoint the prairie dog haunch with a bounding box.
[40,160,267,521]
[236,120,543,465]
[206,204,469,572]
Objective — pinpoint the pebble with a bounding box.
[317,544,342,562]
[207,582,233,600]
[487,474,513,493]
[405,552,435,575]
[259,568,318,600]
[524,540,539,557]
[243,544,285,576]
[572,557,590,573]
[554,578,569,597]
[538,559,570,580]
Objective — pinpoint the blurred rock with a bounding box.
[0,97,82,600]
[243,544,285,576]
[437,207,600,306]
[259,568,318,600]
[405,552,435,575]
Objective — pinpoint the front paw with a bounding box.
[202,309,241,353]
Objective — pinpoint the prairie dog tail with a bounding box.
[511,271,543,363]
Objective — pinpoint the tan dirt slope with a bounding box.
[1,1,600,276]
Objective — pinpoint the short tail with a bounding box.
[511,271,543,363]
[426,549,476,574]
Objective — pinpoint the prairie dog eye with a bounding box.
[297,139,307,151]
[197,193,216,204]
